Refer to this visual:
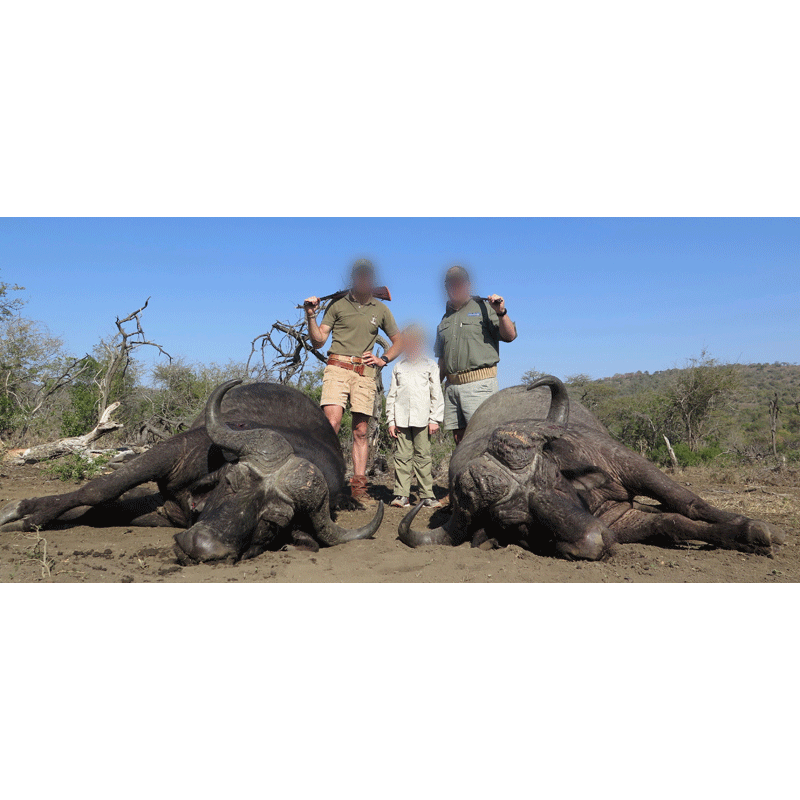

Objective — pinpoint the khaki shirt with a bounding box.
[435,298,513,375]
[321,295,399,357]
[385,356,445,428]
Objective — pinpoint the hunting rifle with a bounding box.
[297,286,392,309]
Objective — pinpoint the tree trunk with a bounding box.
[769,392,780,463]
[663,434,681,472]
[8,402,123,465]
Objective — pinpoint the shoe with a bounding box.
[391,496,410,508]
[421,498,442,509]
[439,494,451,508]
[349,476,376,507]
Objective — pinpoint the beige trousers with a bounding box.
[393,426,434,499]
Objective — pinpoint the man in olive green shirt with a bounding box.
[305,260,402,504]
[434,265,518,445]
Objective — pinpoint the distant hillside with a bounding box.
[595,362,800,408]
[523,362,800,466]
[601,363,800,463]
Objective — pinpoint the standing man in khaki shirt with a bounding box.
[435,265,518,445]
[304,260,403,504]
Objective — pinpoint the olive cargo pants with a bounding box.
[392,426,435,500]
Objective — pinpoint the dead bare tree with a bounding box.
[9,402,124,464]
[247,318,326,384]
[95,298,172,418]
[6,299,171,463]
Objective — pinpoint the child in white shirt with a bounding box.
[385,325,445,508]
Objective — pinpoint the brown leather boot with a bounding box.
[349,476,375,507]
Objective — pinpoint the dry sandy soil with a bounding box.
[0,463,797,583]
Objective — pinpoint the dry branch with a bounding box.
[8,402,124,464]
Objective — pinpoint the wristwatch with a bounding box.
[497,308,508,317]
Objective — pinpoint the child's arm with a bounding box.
[386,369,399,438]
[429,362,444,430]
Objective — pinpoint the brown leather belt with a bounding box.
[446,365,498,386]
[327,355,375,378]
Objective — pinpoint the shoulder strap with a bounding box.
[476,298,492,328]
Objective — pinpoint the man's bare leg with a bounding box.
[323,404,344,435]
[352,412,370,478]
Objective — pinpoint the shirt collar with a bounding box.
[447,297,475,313]
[348,291,376,306]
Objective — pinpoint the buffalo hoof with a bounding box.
[0,499,27,530]
[734,519,784,556]
[173,525,239,565]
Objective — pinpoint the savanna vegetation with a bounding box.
[523,353,800,469]
[1,269,795,480]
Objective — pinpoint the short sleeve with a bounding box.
[320,302,338,329]
[381,307,399,338]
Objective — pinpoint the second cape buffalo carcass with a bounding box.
[399,376,783,559]
[0,381,383,563]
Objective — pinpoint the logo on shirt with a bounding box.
[370,316,378,325]
[467,312,481,317]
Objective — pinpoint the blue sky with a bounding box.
[1,218,797,387]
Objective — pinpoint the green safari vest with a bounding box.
[434,298,507,375]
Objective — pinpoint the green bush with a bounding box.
[45,453,112,482]
[651,441,723,468]
[61,382,100,437]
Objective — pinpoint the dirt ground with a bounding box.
[0,463,797,583]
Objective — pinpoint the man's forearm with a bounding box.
[499,314,517,342]
[307,315,325,349]
[382,341,403,363]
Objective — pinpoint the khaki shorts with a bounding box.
[321,364,378,416]
[443,377,499,431]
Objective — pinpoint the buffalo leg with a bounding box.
[0,448,175,533]
[619,455,752,525]
[611,508,779,555]
[60,489,174,529]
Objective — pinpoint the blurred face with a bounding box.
[445,275,472,308]
[405,329,425,358]
[352,268,375,298]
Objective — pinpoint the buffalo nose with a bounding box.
[174,525,237,564]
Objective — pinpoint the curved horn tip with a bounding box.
[214,378,243,396]
[527,375,570,427]
[206,379,244,413]
[398,502,425,540]
[526,375,565,391]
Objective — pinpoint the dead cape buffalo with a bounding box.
[0,381,383,562]
[399,376,784,559]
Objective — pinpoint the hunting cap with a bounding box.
[445,265,471,286]
[351,258,376,279]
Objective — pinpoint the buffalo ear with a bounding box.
[561,466,609,492]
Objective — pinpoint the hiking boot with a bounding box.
[391,496,411,508]
[421,498,442,509]
[349,476,376,507]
